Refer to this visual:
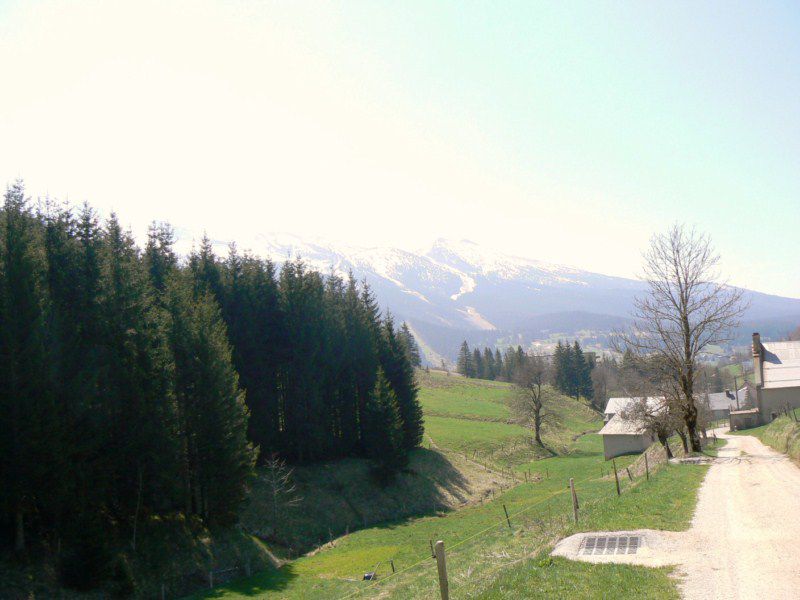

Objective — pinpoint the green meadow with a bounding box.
[194,372,712,600]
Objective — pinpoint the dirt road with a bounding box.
[677,429,800,599]
[552,429,800,599]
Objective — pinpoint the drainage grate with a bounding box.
[579,535,641,556]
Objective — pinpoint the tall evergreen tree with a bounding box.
[456,340,473,377]
[0,182,54,553]
[398,322,422,367]
[472,348,484,379]
[381,314,424,450]
[166,278,256,523]
[96,214,179,531]
[483,347,496,380]
[362,369,406,480]
[494,348,504,380]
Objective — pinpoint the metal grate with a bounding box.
[579,535,641,556]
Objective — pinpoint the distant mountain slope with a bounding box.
[176,233,800,362]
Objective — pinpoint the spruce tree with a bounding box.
[381,314,424,450]
[483,347,495,380]
[362,369,406,481]
[494,348,504,380]
[0,181,54,553]
[399,322,422,367]
[166,277,255,522]
[96,214,179,530]
[473,348,484,379]
[456,340,473,377]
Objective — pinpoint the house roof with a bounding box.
[730,407,759,415]
[705,388,748,411]
[761,341,800,389]
[604,396,662,415]
[598,413,648,436]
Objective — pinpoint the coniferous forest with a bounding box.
[0,182,423,582]
[455,339,595,402]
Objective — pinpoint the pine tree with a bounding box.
[166,277,256,523]
[381,314,424,450]
[399,322,422,367]
[483,347,495,380]
[473,348,484,379]
[144,221,177,294]
[494,348,504,380]
[0,181,54,553]
[96,214,179,531]
[503,347,517,380]
[553,340,571,395]
[362,369,406,481]
[572,341,592,400]
[457,340,473,377]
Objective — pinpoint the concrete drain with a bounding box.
[579,534,642,556]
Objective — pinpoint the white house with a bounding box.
[704,387,748,422]
[746,333,800,425]
[599,396,661,460]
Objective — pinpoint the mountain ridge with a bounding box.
[174,232,800,361]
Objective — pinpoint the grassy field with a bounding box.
[195,436,709,600]
[419,371,602,465]
[196,374,706,600]
[193,373,711,600]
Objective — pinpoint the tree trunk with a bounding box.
[676,428,689,454]
[658,433,673,459]
[533,406,543,447]
[14,505,25,554]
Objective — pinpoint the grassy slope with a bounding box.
[732,415,800,460]
[194,373,712,600]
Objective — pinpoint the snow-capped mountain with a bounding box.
[175,233,800,363]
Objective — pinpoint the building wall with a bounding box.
[602,433,653,460]
[758,386,800,423]
[710,408,729,422]
[730,412,760,431]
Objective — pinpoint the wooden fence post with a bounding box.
[612,459,620,496]
[503,504,512,529]
[626,467,633,482]
[390,559,395,573]
[569,478,579,524]
[429,539,435,558]
[434,540,449,600]
[645,453,649,481]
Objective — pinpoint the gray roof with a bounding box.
[604,396,663,415]
[762,341,800,389]
[705,387,748,411]
[598,413,648,435]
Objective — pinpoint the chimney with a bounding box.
[752,332,763,387]
[752,332,762,356]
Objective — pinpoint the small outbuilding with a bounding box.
[598,413,657,460]
[599,397,661,460]
[703,387,748,422]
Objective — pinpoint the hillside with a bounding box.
[182,234,800,360]
[1,371,710,599]
[192,372,714,599]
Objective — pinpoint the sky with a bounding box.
[1,1,799,296]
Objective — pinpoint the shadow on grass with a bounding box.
[200,563,298,598]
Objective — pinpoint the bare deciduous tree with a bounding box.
[510,355,553,447]
[262,454,302,531]
[618,225,746,452]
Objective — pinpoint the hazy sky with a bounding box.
[1,1,799,296]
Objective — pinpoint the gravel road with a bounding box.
[677,428,800,599]
[552,429,800,599]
